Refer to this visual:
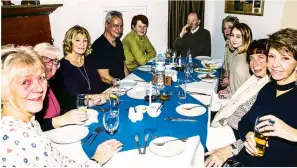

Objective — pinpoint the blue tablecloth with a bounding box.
[82,58,219,158]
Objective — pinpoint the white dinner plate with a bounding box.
[197,74,216,83]
[176,104,206,117]
[138,65,151,72]
[201,60,222,69]
[120,80,137,89]
[84,109,99,126]
[194,68,216,74]
[149,136,186,157]
[43,125,89,144]
[195,56,211,61]
[126,87,146,99]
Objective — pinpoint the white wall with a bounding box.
[204,0,286,59]
[33,0,168,54]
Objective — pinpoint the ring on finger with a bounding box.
[269,119,275,125]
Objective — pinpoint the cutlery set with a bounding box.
[164,117,198,122]
[134,134,150,155]
[82,126,104,145]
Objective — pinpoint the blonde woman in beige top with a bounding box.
[218,23,252,99]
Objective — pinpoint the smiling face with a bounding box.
[7,67,47,115]
[223,22,234,40]
[106,16,123,39]
[71,33,88,55]
[133,20,147,37]
[267,48,297,85]
[230,28,243,49]
[249,54,267,78]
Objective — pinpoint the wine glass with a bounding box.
[103,111,119,135]
[76,94,89,112]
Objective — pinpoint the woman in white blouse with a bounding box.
[0,45,122,167]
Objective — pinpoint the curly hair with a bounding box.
[63,25,92,56]
[229,23,253,54]
[34,42,63,60]
[267,28,297,61]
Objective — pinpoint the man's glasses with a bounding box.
[42,56,60,65]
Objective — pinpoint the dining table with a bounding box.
[51,56,222,168]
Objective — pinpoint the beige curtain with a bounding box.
[168,0,205,49]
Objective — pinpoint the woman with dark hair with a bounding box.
[122,14,156,71]
[205,39,270,167]
[236,28,297,166]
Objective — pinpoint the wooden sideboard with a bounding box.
[1,4,62,46]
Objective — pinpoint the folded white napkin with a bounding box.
[210,92,222,112]
[128,107,144,122]
[84,109,98,126]
[206,126,236,151]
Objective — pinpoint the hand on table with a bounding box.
[204,145,232,167]
[88,94,107,106]
[92,139,123,165]
[219,77,229,88]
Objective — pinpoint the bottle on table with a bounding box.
[155,54,165,91]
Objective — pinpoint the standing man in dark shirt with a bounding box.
[173,11,211,57]
[88,10,129,91]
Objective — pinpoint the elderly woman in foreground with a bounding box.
[0,45,122,167]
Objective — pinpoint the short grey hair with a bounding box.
[105,10,123,24]
[34,42,63,60]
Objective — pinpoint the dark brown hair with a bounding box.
[246,39,268,63]
[131,14,149,29]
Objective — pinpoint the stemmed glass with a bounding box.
[103,111,120,135]
[76,94,89,112]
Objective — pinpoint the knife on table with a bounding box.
[164,117,198,122]
[186,91,211,96]
[134,135,142,155]
[143,134,150,154]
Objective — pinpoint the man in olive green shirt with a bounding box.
[122,14,156,71]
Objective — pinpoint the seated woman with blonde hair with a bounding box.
[0,45,122,167]
[34,42,104,131]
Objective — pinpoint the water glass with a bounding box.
[103,111,119,135]
[184,63,192,82]
[178,79,187,99]
[254,116,269,157]
[76,94,88,112]
[109,91,119,113]
[145,83,158,102]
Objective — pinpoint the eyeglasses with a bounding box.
[42,56,60,65]
[111,24,123,30]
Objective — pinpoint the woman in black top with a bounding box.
[235,28,297,166]
[52,25,107,111]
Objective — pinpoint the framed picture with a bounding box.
[225,0,265,16]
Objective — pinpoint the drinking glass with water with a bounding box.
[178,79,187,99]
[254,116,269,157]
[103,111,119,135]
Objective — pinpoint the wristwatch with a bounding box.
[231,144,239,156]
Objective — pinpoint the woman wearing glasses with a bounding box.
[34,43,95,131]
[0,45,122,167]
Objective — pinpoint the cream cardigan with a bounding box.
[211,75,270,127]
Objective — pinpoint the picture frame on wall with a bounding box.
[225,0,265,16]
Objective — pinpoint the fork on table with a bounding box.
[153,137,188,146]
[182,105,203,110]
[82,126,104,145]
